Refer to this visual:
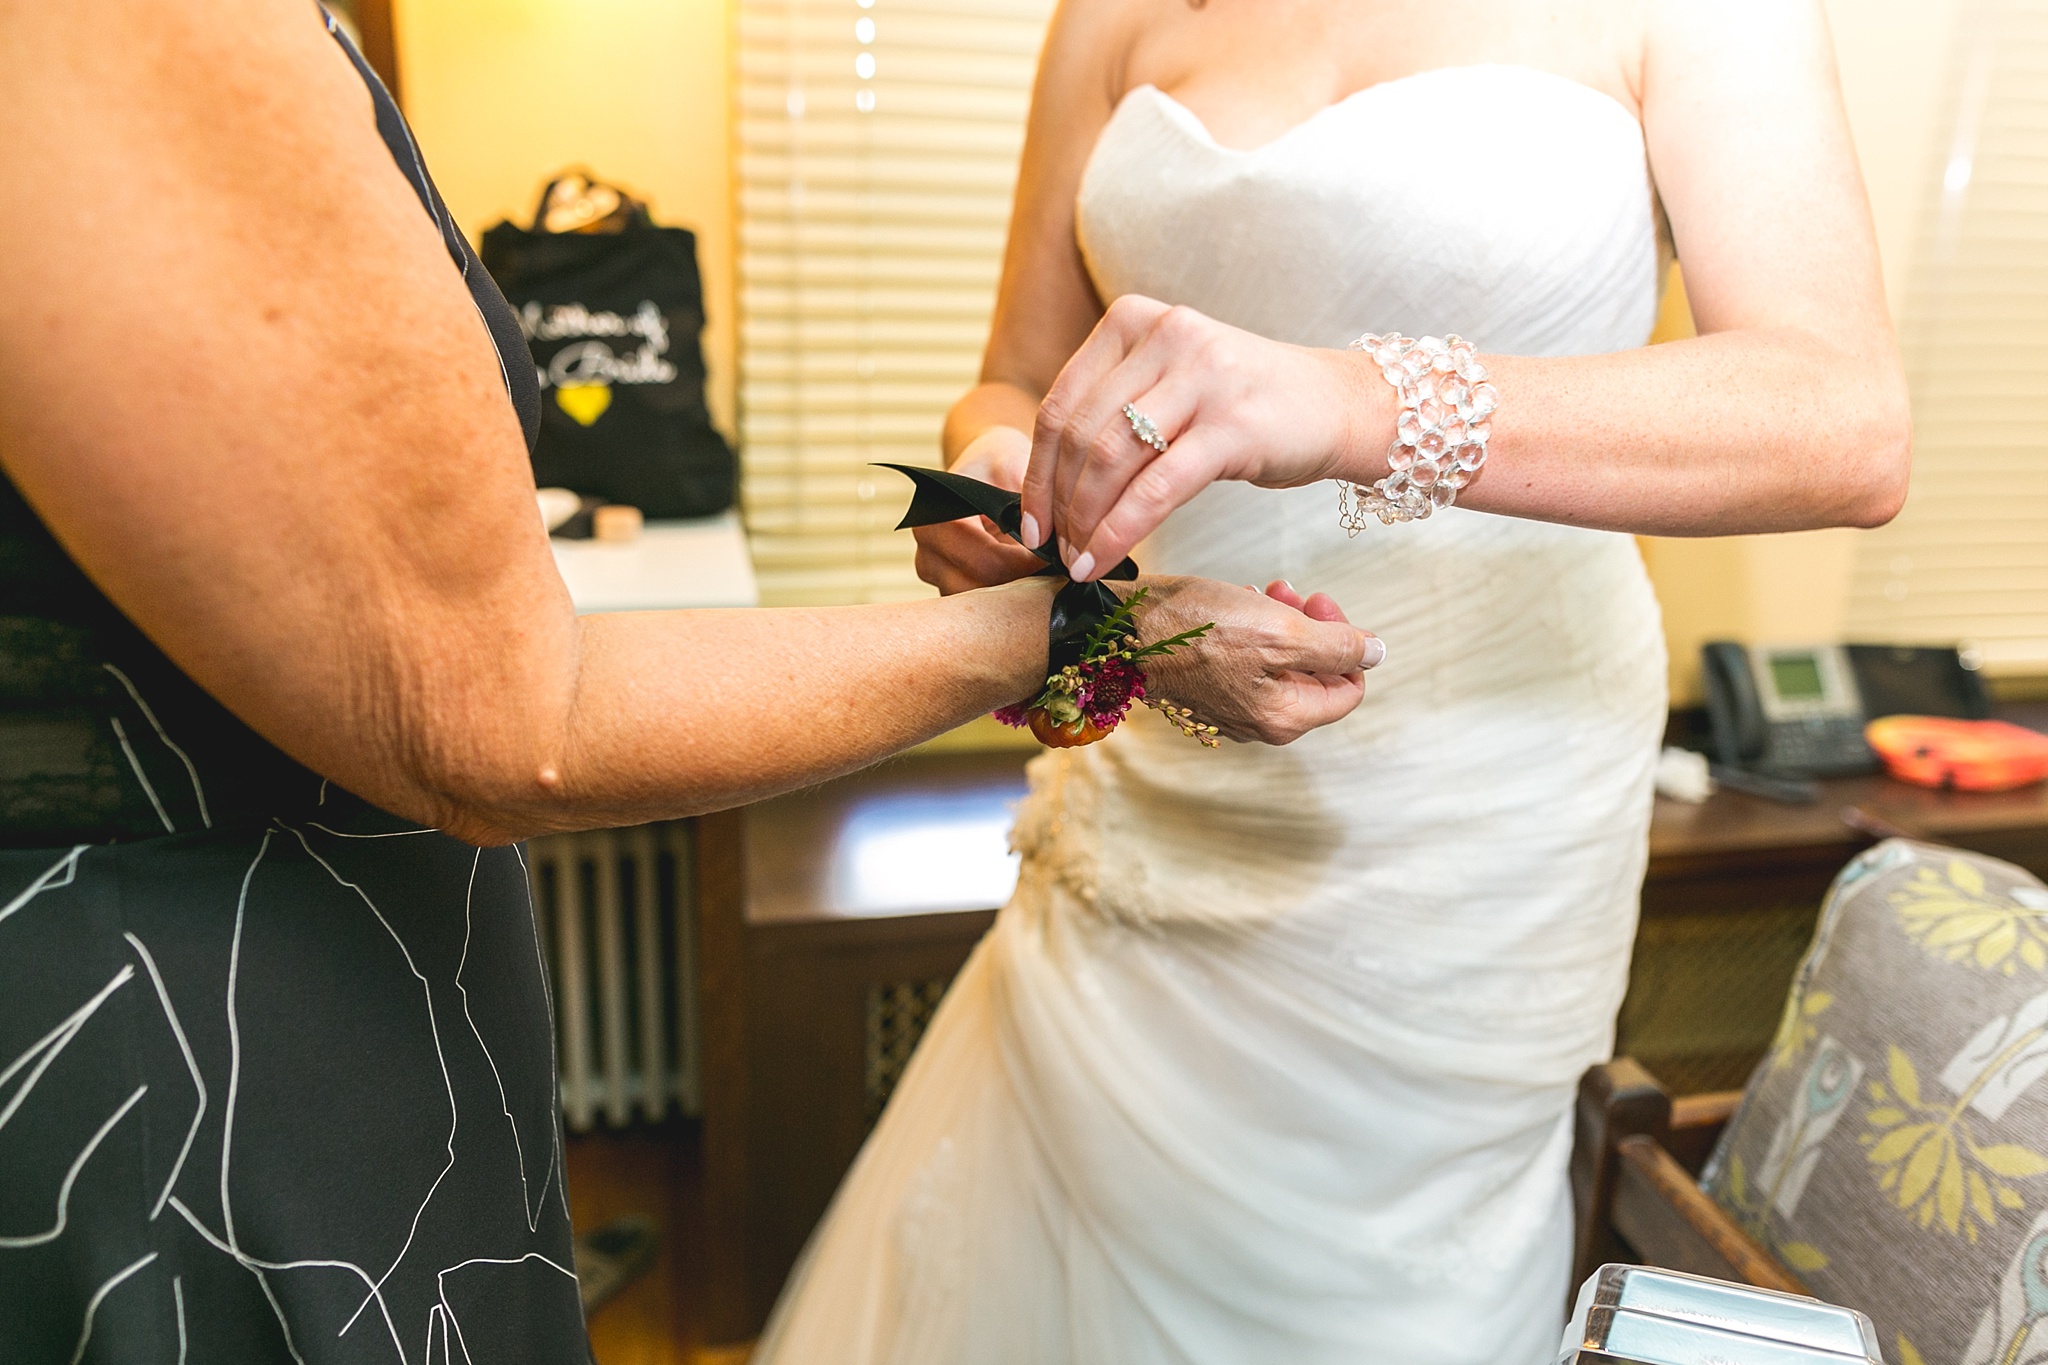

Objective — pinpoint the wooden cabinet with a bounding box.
[694,753,1029,1342]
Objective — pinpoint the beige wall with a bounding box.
[1648,0,1959,701]
[394,0,737,441]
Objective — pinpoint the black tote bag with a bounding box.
[480,184,737,519]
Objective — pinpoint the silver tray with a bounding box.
[1556,1266,1881,1365]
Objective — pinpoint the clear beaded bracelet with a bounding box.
[1337,332,1498,532]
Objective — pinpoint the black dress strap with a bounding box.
[323,10,543,451]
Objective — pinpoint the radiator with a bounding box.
[526,823,701,1130]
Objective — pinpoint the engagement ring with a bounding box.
[1123,403,1168,453]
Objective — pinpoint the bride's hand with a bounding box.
[1129,576,1381,745]
[1020,295,1390,582]
[913,427,1048,595]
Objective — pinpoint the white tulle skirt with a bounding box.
[754,492,1668,1365]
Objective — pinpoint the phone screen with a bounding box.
[1769,654,1826,701]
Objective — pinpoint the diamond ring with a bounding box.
[1122,403,1168,453]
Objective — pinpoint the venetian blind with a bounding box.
[735,0,1055,605]
[1845,0,2048,673]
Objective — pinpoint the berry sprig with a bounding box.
[994,588,1219,748]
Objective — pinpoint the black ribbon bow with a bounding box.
[877,463,1139,673]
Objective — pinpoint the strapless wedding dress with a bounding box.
[755,66,1668,1364]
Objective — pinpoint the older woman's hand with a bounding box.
[1018,295,1385,582]
[1120,576,1379,745]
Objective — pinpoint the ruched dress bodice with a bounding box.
[1079,68,1660,355]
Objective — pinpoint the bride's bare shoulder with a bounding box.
[1642,0,1836,77]
[1040,0,1196,111]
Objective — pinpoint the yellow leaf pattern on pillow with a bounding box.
[1893,861,2048,975]
[1768,989,1835,1074]
[1863,1043,2048,1240]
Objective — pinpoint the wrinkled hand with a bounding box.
[1129,576,1381,745]
[1020,295,1386,581]
[913,427,1047,595]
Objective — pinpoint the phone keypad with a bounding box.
[1762,716,1876,778]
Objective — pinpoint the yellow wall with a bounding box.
[1646,0,1959,701]
[394,0,737,442]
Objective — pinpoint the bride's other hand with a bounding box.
[1132,575,1379,746]
[1019,295,1379,580]
[914,426,1048,595]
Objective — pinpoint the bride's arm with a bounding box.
[1022,0,1913,583]
[921,0,1129,593]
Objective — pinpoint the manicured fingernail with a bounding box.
[1361,636,1387,669]
[1068,551,1096,582]
[1021,512,1041,547]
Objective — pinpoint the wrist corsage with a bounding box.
[992,588,1218,748]
[880,463,1220,749]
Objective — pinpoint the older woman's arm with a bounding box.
[1008,0,1912,580]
[0,0,1371,845]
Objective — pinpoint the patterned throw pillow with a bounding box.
[1701,839,2048,1365]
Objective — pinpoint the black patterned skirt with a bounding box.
[0,795,591,1365]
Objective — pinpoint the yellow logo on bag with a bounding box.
[556,384,612,426]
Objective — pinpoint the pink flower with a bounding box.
[993,702,1032,728]
[1079,657,1146,728]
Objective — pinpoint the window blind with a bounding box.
[1845,0,2048,673]
[735,0,1055,605]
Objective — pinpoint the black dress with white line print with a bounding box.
[0,15,587,1365]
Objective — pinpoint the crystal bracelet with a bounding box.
[1337,332,1498,531]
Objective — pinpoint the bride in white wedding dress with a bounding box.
[757,2,1909,1361]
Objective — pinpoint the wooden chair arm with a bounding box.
[1671,1090,1743,1130]
[1571,1062,1785,1303]
[1571,1058,1674,1292]
[1663,1089,1744,1175]
[1612,1135,1806,1295]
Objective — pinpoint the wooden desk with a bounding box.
[1627,768,2048,1094]
[693,746,2048,1341]
[1650,772,2048,877]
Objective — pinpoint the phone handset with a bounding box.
[1700,641,1766,767]
[1700,641,1825,804]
